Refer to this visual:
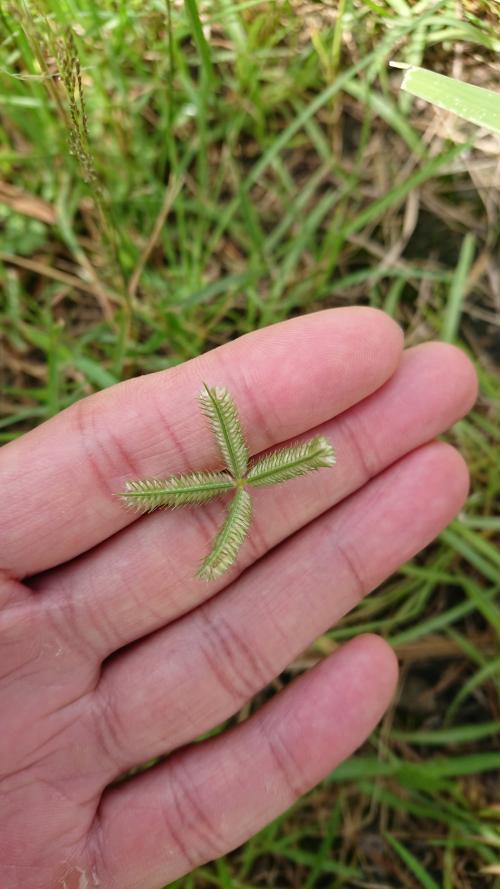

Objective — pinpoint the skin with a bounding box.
[0,307,478,889]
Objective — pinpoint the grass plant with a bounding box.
[119,383,335,579]
[1,1,499,886]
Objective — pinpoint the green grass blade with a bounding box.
[446,658,500,724]
[396,65,500,134]
[342,140,466,239]
[441,527,500,585]
[330,752,500,782]
[385,833,441,889]
[442,232,476,343]
[184,0,214,86]
[450,523,500,571]
[392,720,500,746]
[388,590,496,645]
[198,488,252,581]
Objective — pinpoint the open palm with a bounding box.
[0,308,476,889]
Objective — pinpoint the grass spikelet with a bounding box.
[197,488,252,581]
[199,384,248,479]
[119,471,235,512]
[247,436,336,487]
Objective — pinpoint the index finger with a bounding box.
[0,307,402,578]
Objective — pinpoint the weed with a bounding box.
[0,1,499,885]
[120,384,335,579]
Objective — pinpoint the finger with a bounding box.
[89,635,398,889]
[87,441,468,780]
[37,343,476,657]
[0,308,402,577]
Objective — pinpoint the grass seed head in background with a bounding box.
[119,384,335,580]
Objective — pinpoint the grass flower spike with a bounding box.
[199,384,248,478]
[198,488,253,581]
[119,385,335,580]
[122,471,234,511]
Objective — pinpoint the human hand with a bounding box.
[0,308,477,889]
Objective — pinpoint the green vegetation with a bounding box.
[1,0,499,886]
[396,64,500,133]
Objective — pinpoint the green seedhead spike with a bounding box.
[199,384,248,479]
[247,435,336,487]
[120,471,235,511]
[197,488,253,581]
[118,385,335,579]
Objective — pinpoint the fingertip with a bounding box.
[351,633,399,698]
[360,308,405,376]
[314,306,404,397]
[334,633,399,710]
[411,341,479,414]
[328,305,404,355]
[424,440,471,509]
